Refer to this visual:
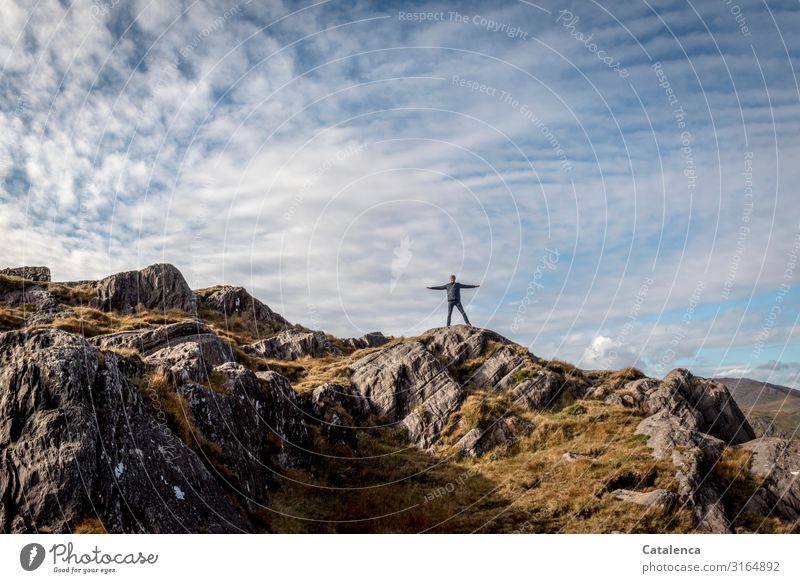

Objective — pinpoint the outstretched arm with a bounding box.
[459,283,480,289]
[427,284,447,290]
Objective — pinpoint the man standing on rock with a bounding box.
[427,275,479,326]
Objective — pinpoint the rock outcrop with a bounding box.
[425,325,513,367]
[597,369,757,533]
[0,266,51,282]
[737,438,800,524]
[511,369,572,410]
[198,285,289,329]
[597,369,754,445]
[0,329,246,533]
[349,341,465,448]
[342,331,391,351]
[3,262,799,534]
[249,329,341,360]
[90,263,194,314]
[178,364,310,503]
[304,382,371,446]
[92,320,235,384]
[454,417,532,458]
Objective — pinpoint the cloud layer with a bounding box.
[1,0,798,387]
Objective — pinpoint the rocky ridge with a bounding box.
[0,263,798,533]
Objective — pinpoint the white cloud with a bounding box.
[0,0,798,384]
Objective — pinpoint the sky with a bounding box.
[0,0,798,388]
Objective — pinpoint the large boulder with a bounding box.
[349,341,465,448]
[305,383,372,447]
[90,263,194,314]
[198,286,289,329]
[92,320,217,354]
[0,329,246,533]
[454,417,532,458]
[177,364,310,502]
[600,368,757,533]
[0,266,51,282]
[736,438,800,524]
[249,329,341,360]
[3,286,59,312]
[342,331,391,351]
[92,320,235,384]
[425,325,513,367]
[511,369,572,410]
[636,410,729,532]
[600,369,754,445]
[146,337,235,384]
[471,346,526,390]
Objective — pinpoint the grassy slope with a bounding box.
[720,377,800,439]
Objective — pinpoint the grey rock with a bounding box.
[636,410,729,532]
[145,335,235,384]
[737,438,800,523]
[253,369,312,468]
[0,328,246,533]
[249,329,341,360]
[306,383,370,446]
[455,417,531,458]
[24,308,77,327]
[0,266,51,282]
[599,368,754,446]
[512,370,571,410]
[178,364,309,502]
[90,263,194,314]
[2,285,58,313]
[471,346,526,390]
[92,320,217,356]
[349,341,465,448]
[425,325,514,367]
[199,285,289,329]
[611,488,678,511]
[343,331,391,351]
[309,383,371,422]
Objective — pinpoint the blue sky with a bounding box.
[1,0,798,387]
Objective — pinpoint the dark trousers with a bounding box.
[447,300,471,326]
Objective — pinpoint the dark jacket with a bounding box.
[427,282,479,302]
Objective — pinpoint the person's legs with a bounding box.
[455,301,471,326]
[447,301,455,326]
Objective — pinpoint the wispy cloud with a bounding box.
[1,0,798,386]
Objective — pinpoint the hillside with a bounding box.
[1,264,799,534]
[719,377,800,439]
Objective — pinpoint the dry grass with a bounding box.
[0,306,28,331]
[106,346,141,358]
[0,274,38,295]
[71,517,106,534]
[29,306,192,338]
[132,368,193,446]
[265,399,694,533]
[47,282,96,305]
[711,447,792,533]
[130,367,239,490]
[197,304,287,346]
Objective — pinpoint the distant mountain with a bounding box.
[718,377,800,439]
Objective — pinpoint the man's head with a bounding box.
[450,274,456,283]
